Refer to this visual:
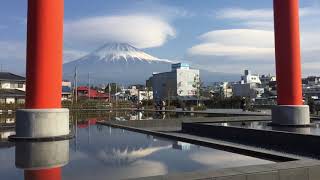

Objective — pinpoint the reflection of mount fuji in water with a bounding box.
[63,43,238,84]
[72,124,193,166]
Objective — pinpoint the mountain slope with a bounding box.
[63,43,173,84]
[63,43,239,84]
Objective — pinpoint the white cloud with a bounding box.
[0,41,88,62]
[188,29,274,60]
[63,49,87,63]
[64,15,176,49]
[188,6,320,75]
[216,8,273,21]
[216,7,320,21]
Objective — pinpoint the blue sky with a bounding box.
[1,0,320,76]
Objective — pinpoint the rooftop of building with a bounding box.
[0,89,25,97]
[0,72,25,81]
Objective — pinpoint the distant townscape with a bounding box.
[1,65,319,111]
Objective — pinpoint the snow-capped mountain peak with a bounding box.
[77,42,170,63]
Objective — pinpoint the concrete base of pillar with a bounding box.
[271,105,310,126]
[15,109,69,138]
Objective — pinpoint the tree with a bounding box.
[193,74,203,106]
[104,83,121,94]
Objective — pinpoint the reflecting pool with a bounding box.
[0,122,273,180]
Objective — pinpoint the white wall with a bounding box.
[176,69,199,96]
[0,81,26,91]
[5,98,15,104]
[138,90,153,102]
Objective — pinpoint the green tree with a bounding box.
[104,83,121,94]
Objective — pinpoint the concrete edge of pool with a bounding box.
[97,116,320,180]
[131,159,320,180]
[97,121,300,161]
[181,121,320,158]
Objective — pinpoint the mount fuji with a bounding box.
[63,43,173,84]
[63,43,238,84]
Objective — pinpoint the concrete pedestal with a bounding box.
[15,109,69,138]
[272,105,310,126]
[14,109,70,170]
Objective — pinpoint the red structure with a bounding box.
[26,0,64,109]
[18,0,307,179]
[272,0,310,125]
[25,0,64,179]
[77,86,109,100]
[78,118,98,128]
[273,0,303,105]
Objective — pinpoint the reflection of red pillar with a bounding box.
[273,0,302,105]
[25,168,61,180]
[25,0,64,179]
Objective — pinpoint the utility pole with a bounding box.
[115,83,118,108]
[108,83,111,102]
[74,66,78,103]
[88,72,91,100]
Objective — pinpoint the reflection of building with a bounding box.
[150,63,200,101]
[0,130,15,140]
[0,72,26,104]
[172,141,191,151]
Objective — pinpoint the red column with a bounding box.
[273,0,303,105]
[25,0,64,179]
[26,0,64,109]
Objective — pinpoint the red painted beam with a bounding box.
[25,0,64,179]
[273,0,303,105]
[26,0,64,109]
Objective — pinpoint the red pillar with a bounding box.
[273,0,303,105]
[25,0,64,179]
[26,0,64,109]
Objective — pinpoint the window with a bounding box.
[10,83,18,89]
[18,83,24,88]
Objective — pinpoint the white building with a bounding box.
[212,82,233,98]
[138,90,153,102]
[0,72,26,91]
[128,86,139,97]
[241,70,261,84]
[233,70,264,99]
[151,63,200,101]
[0,72,26,104]
[260,75,276,86]
[62,80,72,101]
